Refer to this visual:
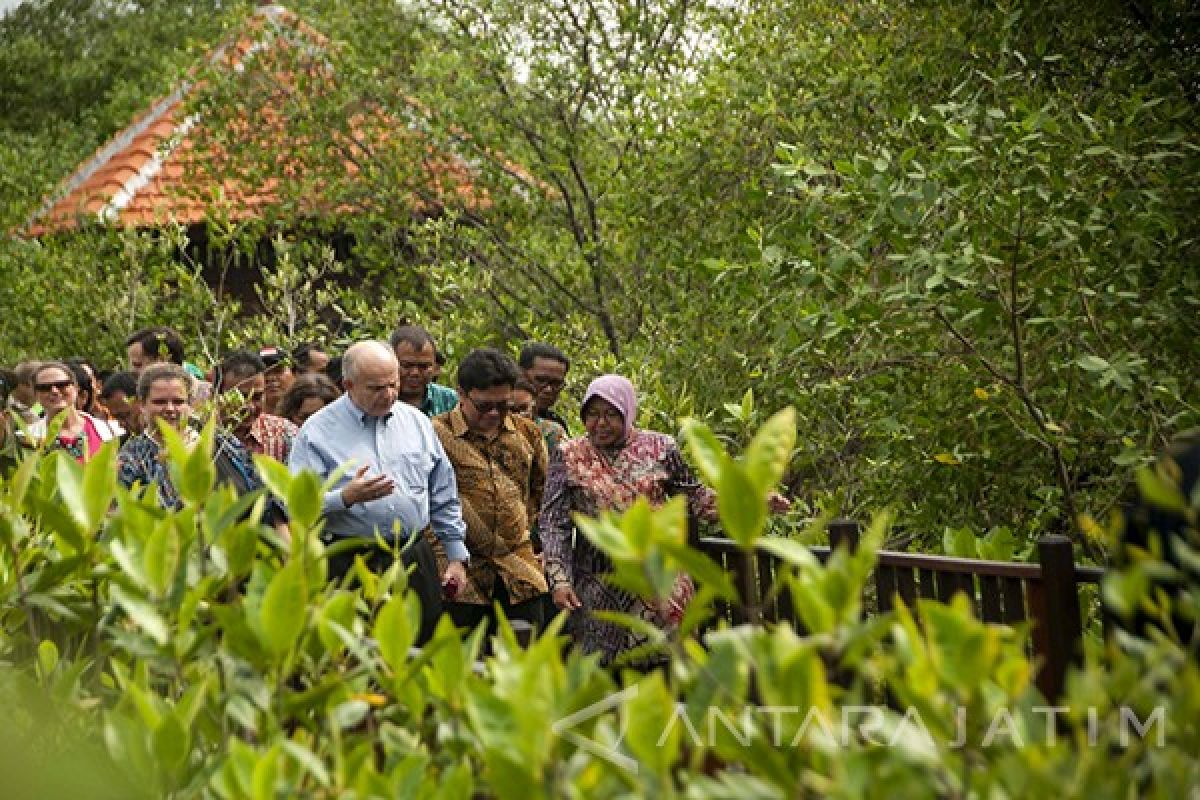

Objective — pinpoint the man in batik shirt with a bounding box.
[430,347,549,635]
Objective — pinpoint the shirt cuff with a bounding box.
[439,537,470,563]
[322,488,347,514]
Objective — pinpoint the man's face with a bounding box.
[394,341,437,404]
[219,372,265,433]
[105,390,141,434]
[127,342,149,374]
[299,350,329,375]
[347,358,399,417]
[127,341,169,375]
[459,385,511,436]
[523,356,567,413]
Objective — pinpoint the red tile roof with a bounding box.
[24,4,483,236]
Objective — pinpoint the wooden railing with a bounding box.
[697,520,1100,701]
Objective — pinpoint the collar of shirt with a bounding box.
[344,394,393,426]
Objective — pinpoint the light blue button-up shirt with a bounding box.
[288,394,469,562]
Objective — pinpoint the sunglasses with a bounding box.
[467,395,510,415]
[35,380,75,393]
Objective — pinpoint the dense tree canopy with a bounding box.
[1,0,1197,553]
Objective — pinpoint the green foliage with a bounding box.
[0,414,1197,795]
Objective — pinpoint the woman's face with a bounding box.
[583,397,625,449]
[143,379,191,432]
[34,367,78,420]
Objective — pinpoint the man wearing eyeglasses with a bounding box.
[518,342,571,431]
[389,324,458,417]
[430,347,550,636]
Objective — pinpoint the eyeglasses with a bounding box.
[398,361,435,374]
[529,375,565,390]
[583,407,624,424]
[35,380,75,393]
[466,395,510,415]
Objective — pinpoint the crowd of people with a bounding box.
[0,324,789,664]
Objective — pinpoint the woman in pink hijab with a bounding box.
[538,374,716,665]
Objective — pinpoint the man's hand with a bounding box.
[341,464,394,507]
[552,584,582,611]
[442,560,468,600]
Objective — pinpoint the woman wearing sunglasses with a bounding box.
[27,361,123,462]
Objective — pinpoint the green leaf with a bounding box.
[259,561,308,656]
[717,461,766,548]
[623,673,679,775]
[281,740,331,788]
[1075,354,1110,372]
[679,417,728,486]
[743,407,797,493]
[82,440,119,531]
[37,639,59,676]
[142,518,182,597]
[54,453,90,536]
[111,585,169,646]
[1135,466,1190,515]
[153,712,191,770]
[287,467,323,533]
[756,536,818,569]
[374,591,420,674]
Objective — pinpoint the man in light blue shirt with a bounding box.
[290,340,468,639]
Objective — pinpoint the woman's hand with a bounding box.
[552,584,582,611]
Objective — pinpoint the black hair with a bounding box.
[513,378,537,395]
[457,348,520,393]
[293,342,326,370]
[389,324,437,354]
[65,362,95,410]
[0,368,15,404]
[33,361,79,388]
[101,371,138,400]
[126,326,186,365]
[325,356,344,388]
[216,350,266,391]
[518,341,569,371]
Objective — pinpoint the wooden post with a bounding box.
[828,518,861,553]
[1032,535,1083,701]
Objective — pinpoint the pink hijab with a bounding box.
[581,374,638,441]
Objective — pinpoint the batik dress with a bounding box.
[539,429,716,664]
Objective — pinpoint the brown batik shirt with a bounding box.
[429,407,549,605]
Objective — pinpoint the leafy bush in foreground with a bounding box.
[0,415,1196,797]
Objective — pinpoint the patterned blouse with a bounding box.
[245,413,298,463]
[430,408,549,605]
[538,430,716,663]
[117,430,284,524]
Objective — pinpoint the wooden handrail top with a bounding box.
[874,550,1043,579]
